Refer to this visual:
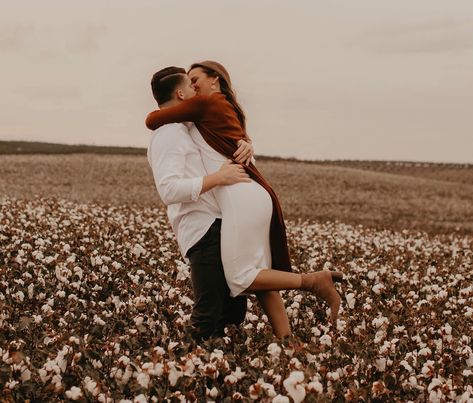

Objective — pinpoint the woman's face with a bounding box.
[188,67,218,96]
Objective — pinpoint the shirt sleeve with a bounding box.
[148,125,204,205]
[145,96,209,130]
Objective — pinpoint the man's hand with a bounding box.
[215,160,251,185]
[233,139,254,166]
[201,161,251,195]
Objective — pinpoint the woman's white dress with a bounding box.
[190,125,272,297]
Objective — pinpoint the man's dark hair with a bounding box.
[151,66,186,106]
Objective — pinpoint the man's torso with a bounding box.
[147,123,221,257]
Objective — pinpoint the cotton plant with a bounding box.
[0,197,472,401]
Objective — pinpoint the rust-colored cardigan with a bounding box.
[145,93,292,272]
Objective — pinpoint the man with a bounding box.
[146,66,254,341]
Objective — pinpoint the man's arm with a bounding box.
[149,126,250,206]
[201,160,251,194]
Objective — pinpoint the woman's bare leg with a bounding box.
[247,269,302,291]
[255,291,291,338]
[246,269,343,323]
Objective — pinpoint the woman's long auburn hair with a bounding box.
[189,64,247,131]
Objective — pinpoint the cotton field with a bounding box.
[1,197,472,402]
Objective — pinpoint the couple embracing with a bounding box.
[146,61,343,341]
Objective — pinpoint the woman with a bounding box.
[146,61,343,337]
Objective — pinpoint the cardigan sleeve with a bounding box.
[145,96,209,130]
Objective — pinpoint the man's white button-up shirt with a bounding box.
[147,123,221,257]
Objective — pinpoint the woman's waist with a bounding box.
[214,181,272,203]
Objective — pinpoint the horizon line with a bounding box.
[1,139,472,167]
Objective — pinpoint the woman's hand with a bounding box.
[233,139,254,166]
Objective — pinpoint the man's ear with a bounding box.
[176,89,184,100]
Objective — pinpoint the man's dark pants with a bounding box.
[186,219,247,341]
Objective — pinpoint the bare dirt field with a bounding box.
[1,154,472,234]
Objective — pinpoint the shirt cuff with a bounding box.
[191,177,203,201]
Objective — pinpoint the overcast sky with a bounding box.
[1,0,472,162]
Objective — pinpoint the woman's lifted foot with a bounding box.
[300,271,343,323]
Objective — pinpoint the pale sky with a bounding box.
[1,0,472,163]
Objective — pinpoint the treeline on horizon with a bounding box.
[0,140,471,168]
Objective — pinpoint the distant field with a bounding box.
[314,160,473,186]
[0,140,145,155]
[2,140,472,186]
[1,152,472,235]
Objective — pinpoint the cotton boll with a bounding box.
[418,347,432,357]
[466,355,473,368]
[83,376,100,396]
[132,244,146,258]
[400,360,413,372]
[443,323,452,335]
[372,283,385,295]
[118,356,130,367]
[283,371,306,403]
[421,360,435,378]
[272,395,290,403]
[307,380,323,394]
[136,372,150,388]
[224,373,238,384]
[371,316,389,329]
[207,387,218,398]
[336,320,347,332]
[232,367,246,381]
[249,382,262,400]
[290,358,303,370]
[320,335,332,347]
[327,371,340,381]
[65,386,83,400]
[93,315,106,326]
[249,357,264,368]
[345,293,356,309]
[168,341,179,350]
[13,291,25,302]
[267,343,282,360]
[6,380,19,389]
[168,365,183,386]
[311,327,321,336]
